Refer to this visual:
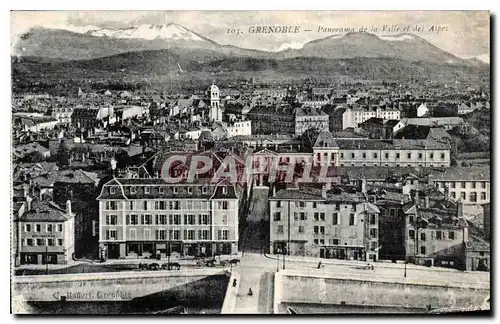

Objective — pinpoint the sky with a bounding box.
[10,11,490,57]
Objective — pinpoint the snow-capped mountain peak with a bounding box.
[86,23,208,42]
[379,34,415,42]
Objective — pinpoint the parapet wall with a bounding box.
[275,271,489,310]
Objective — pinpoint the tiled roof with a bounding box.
[18,201,72,222]
[97,178,239,200]
[336,139,449,150]
[429,166,490,181]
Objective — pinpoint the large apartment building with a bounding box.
[429,167,490,205]
[14,200,75,265]
[294,106,329,136]
[336,139,450,167]
[269,184,380,261]
[97,178,239,259]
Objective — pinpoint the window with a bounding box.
[35,224,41,232]
[472,182,476,189]
[172,230,181,240]
[335,203,340,211]
[37,238,45,246]
[451,182,456,189]
[47,238,54,246]
[170,201,180,210]
[449,231,455,240]
[436,231,442,240]
[156,214,167,225]
[441,153,445,160]
[199,230,210,240]
[314,226,319,234]
[385,152,389,159]
[144,187,150,194]
[299,202,306,208]
[320,226,325,234]
[351,153,355,158]
[159,187,164,194]
[332,213,339,225]
[362,153,366,159]
[128,201,134,210]
[314,239,319,245]
[369,228,377,238]
[173,187,178,194]
[277,225,284,234]
[420,246,426,255]
[276,201,282,208]
[470,192,477,203]
[218,230,229,240]
[461,192,466,200]
[156,230,167,240]
[340,153,344,159]
[184,214,196,225]
[451,192,456,199]
[461,182,466,189]
[110,187,116,194]
[273,212,282,221]
[319,239,325,245]
[141,214,151,225]
[409,230,415,240]
[481,192,486,200]
[106,229,117,240]
[58,239,63,246]
[46,224,53,232]
[396,153,400,159]
[299,212,307,220]
[313,202,317,208]
[320,213,325,221]
[129,229,136,240]
[314,212,319,221]
[409,216,415,224]
[298,226,304,233]
[430,153,434,160]
[349,214,355,226]
[26,238,33,246]
[421,232,426,241]
[418,153,423,159]
[199,214,211,225]
[330,238,339,245]
[170,214,181,225]
[25,224,31,232]
[202,186,208,194]
[143,201,148,210]
[222,187,227,194]
[220,201,229,210]
[407,153,411,159]
[106,215,118,225]
[481,182,486,189]
[129,214,138,225]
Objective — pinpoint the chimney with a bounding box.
[360,178,367,194]
[457,201,464,218]
[66,200,72,215]
[272,185,276,197]
[321,183,327,199]
[414,190,420,207]
[425,196,430,208]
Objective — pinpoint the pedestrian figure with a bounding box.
[233,279,237,287]
[317,261,322,269]
[248,288,253,296]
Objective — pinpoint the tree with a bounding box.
[57,139,70,168]
[300,127,320,152]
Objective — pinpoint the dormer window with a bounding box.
[159,187,164,194]
[110,187,116,194]
[222,187,228,195]
[144,187,150,194]
[130,187,136,194]
[173,187,178,194]
[188,187,193,194]
[202,186,208,194]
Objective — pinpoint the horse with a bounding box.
[169,262,181,270]
[229,259,240,266]
[148,263,160,270]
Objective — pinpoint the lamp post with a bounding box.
[276,248,281,272]
[283,244,286,270]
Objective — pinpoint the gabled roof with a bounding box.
[313,131,339,149]
[18,201,72,222]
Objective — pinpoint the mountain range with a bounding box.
[11,23,489,83]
